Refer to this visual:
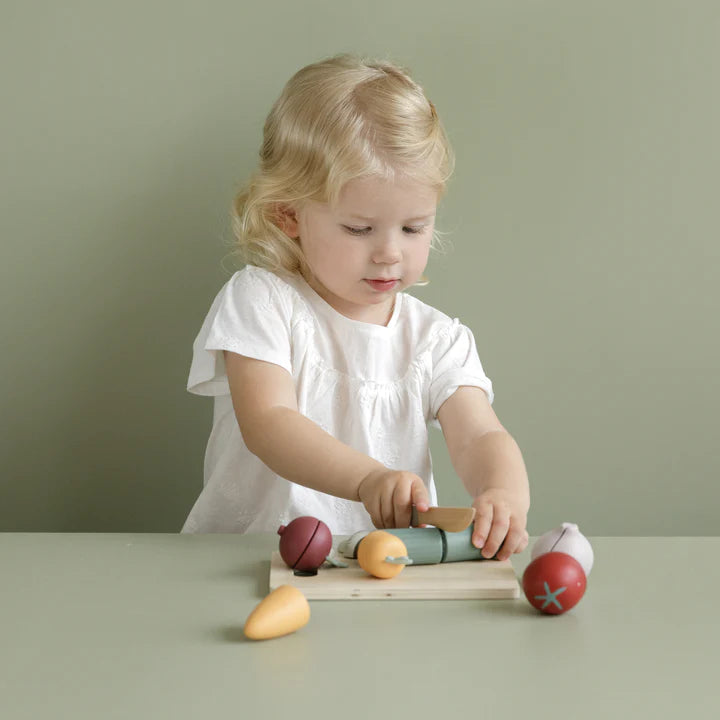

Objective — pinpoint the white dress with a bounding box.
[182,265,494,535]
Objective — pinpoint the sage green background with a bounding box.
[1,1,717,534]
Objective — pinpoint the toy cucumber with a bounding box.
[337,525,490,564]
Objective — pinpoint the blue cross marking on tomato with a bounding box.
[534,581,567,610]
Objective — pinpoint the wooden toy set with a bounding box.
[244,509,595,640]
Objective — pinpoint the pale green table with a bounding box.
[1,534,717,719]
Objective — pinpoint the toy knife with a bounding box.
[410,505,476,532]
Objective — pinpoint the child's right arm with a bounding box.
[224,351,430,528]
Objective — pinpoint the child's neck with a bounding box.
[301,271,396,326]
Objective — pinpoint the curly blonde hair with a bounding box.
[230,53,455,280]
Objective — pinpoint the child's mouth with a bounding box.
[365,278,399,291]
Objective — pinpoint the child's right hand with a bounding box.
[357,469,430,529]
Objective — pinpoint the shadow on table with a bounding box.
[219,626,254,643]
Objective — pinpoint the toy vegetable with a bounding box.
[277,516,333,572]
[244,585,310,640]
[531,522,594,577]
[357,531,413,578]
[522,552,587,615]
[338,525,492,565]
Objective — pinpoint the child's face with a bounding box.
[292,175,438,325]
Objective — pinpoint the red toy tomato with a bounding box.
[522,552,587,615]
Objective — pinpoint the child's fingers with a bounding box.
[367,497,383,529]
[472,503,494,549]
[369,482,390,528]
[410,476,430,512]
[510,529,529,554]
[519,530,529,551]
[392,478,414,528]
[496,523,526,561]
[481,510,510,559]
[366,502,382,529]
[379,483,397,528]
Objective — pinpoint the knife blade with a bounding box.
[410,505,476,532]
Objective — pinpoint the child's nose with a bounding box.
[371,234,402,264]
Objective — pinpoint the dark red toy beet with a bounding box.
[522,551,587,615]
[277,516,332,571]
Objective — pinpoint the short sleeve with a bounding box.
[187,268,293,397]
[428,320,494,428]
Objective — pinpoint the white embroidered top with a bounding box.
[182,265,494,535]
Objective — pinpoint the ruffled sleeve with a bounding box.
[187,267,293,397]
[428,320,494,427]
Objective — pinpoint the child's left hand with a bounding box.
[471,488,529,561]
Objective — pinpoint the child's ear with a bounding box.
[274,203,300,238]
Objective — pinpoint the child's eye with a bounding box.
[343,226,371,236]
[342,225,427,236]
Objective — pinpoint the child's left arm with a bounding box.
[437,386,530,561]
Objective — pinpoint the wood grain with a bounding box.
[414,506,476,532]
[269,551,520,600]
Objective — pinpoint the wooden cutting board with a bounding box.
[269,551,520,600]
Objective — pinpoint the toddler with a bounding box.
[183,54,530,561]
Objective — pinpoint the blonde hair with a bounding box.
[230,53,455,279]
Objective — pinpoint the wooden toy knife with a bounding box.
[411,505,476,532]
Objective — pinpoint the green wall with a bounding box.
[2,1,718,534]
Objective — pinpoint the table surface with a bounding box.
[1,533,718,720]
